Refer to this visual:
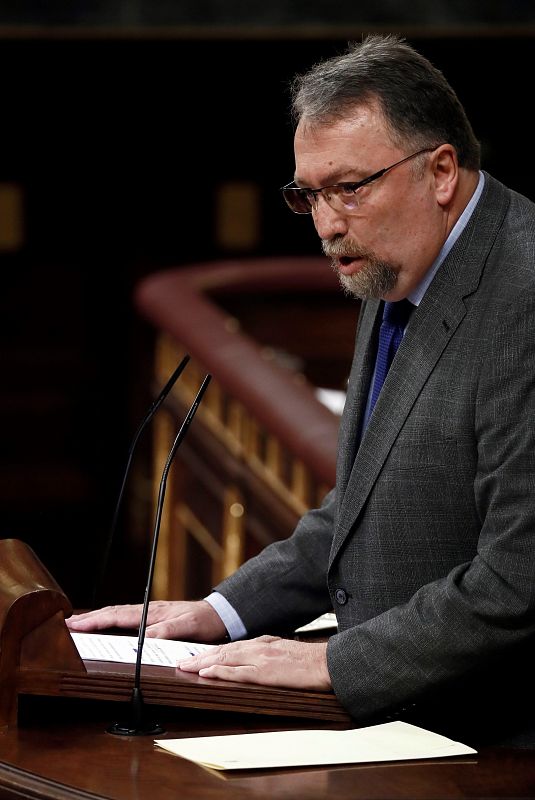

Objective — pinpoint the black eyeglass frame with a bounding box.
[281,146,441,214]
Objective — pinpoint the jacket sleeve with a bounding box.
[214,488,336,635]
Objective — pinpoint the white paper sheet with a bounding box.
[315,387,346,415]
[70,631,215,667]
[154,721,476,770]
[295,612,338,634]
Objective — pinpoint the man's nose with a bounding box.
[312,196,349,240]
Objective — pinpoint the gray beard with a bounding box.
[322,239,398,300]
[337,261,397,299]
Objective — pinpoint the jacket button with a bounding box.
[334,588,348,605]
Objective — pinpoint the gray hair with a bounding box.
[290,35,480,171]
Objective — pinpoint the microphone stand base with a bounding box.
[107,720,165,736]
[108,685,165,735]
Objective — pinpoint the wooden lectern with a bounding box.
[0,539,85,728]
[0,539,350,730]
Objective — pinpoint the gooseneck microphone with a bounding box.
[93,355,191,607]
[108,372,212,736]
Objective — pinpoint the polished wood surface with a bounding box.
[1,696,535,800]
[18,659,350,724]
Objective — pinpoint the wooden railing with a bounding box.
[134,257,359,600]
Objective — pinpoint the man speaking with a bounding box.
[68,35,535,745]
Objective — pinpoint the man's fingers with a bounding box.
[178,637,280,672]
[198,665,260,683]
[178,644,224,670]
[178,637,331,690]
[66,604,143,631]
[66,599,227,643]
[145,618,194,640]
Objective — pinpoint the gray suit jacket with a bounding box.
[216,173,535,744]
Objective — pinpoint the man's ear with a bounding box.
[433,144,458,207]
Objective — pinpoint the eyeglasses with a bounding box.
[281,147,439,215]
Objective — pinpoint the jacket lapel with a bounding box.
[335,298,382,505]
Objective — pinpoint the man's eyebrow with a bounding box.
[293,164,367,187]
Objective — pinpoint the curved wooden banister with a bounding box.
[133,257,359,599]
[134,257,349,486]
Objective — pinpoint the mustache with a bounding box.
[321,237,370,259]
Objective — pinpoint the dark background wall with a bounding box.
[1,8,533,608]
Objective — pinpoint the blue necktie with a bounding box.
[369,299,414,413]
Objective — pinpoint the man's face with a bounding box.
[293,103,449,301]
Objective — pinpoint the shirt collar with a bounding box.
[408,171,485,307]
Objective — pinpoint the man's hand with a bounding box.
[178,635,331,691]
[65,600,227,642]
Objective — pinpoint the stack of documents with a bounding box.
[155,721,476,771]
